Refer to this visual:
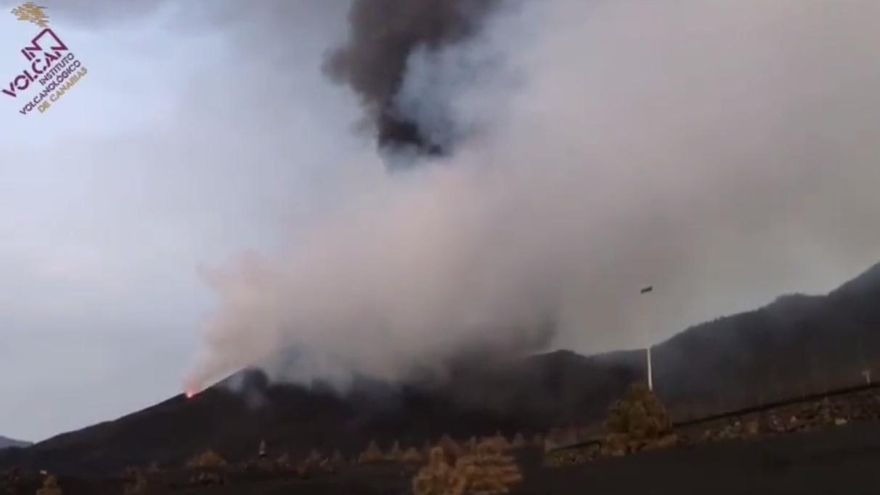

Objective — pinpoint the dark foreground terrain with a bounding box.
[5,420,880,494]
[527,421,880,495]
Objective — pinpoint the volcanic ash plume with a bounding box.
[184,0,880,395]
[324,0,502,164]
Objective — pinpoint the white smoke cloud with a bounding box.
[184,0,880,392]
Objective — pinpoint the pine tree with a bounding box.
[412,441,523,495]
[387,440,403,461]
[186,450,228,469]
[436,435,464,460]
[402,447,424,463]
[358,440,385,464]
[412,447,463,495]
[511,432,527,449]
[603,383,676,455]
[123,471,148,495]
[453,441,522,495]
[36,475,62,495]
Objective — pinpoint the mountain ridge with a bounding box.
[3,262,880,475]
[0,436,31,450]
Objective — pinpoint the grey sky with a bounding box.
[0,1,357,441]
[3,0,880,442]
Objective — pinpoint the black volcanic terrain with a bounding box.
[3,263,880,476]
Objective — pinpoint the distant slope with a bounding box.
[4,262,880,475]
[0,354,638,475]
[0,435,31,450]
[652,262,880,418]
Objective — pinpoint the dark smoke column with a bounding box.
[325,0,500,167]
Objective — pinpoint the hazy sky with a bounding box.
[3,1,880,442]
[0,1,359,441]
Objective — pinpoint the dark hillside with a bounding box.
[4,263,880,475]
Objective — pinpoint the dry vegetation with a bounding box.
[356,440,385,464]
[303,449,323,468]
[122,470,149,495]
[385,441,402,461]
[186,449,228,469]
[413,447,459,495]
[35,475,62,495]
[511,433,526,449]
[437,435,465,459]
[543,382,678,468]
[275,452,293,470]
[184,449,230,487]
[482,433,511,452]
[402,446,424,463]
[412,439,523,495]
[602,383,677,456]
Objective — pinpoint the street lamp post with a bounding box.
[640,285,654,391]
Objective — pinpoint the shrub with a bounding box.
[453,441,522,495]
[387,440,403,461]
[606,383,671,439]
[186,450,228,469]
[465,437,477,452]
[276,452,292,469]
[421,440,433,457]
[401,447,424,464]
[436,435,465,460]
[413,441,523,495]
[36,475,62,495]
[482,433,511,452]
[304,449,323,467]
[531,434,544,448]
[412,447,461,495]
[603,383,676,455]
[358,440,385,464]
[511,433,527,449]
[122,471,149,495]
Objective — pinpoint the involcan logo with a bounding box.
[3,2,88,115]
